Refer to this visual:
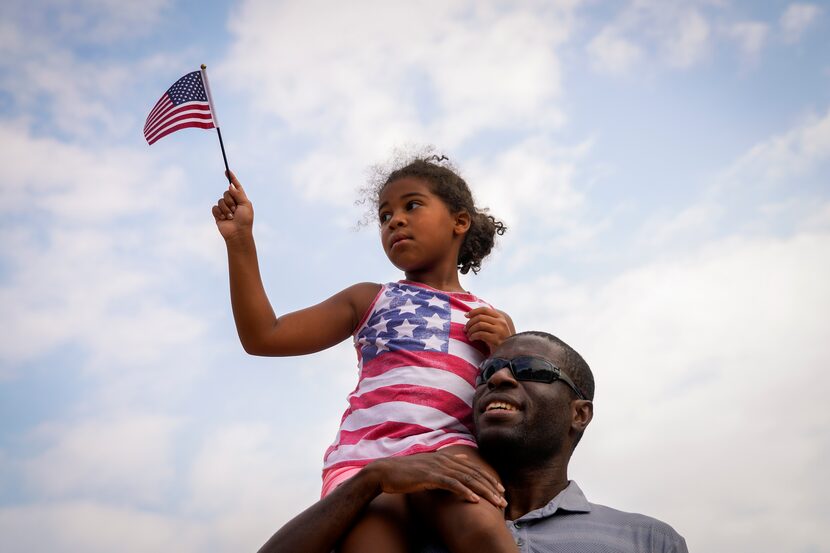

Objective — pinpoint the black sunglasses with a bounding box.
[477,356,587,400]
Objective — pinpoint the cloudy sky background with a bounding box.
[1,0,828,551]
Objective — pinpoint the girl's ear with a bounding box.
[453,210,472,236]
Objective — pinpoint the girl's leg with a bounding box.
[338,492,410,553]
[410,445,518,553]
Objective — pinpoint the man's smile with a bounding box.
[484,400,519,412]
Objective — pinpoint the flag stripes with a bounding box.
[143,71,215,145]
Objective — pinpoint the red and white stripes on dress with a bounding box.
[322,281,490,474]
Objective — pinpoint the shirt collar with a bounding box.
[514,480,592,522]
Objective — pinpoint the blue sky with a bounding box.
[1,1,829,551]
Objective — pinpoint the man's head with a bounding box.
[473,331,594,472]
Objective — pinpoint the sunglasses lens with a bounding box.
[511,358,555,382]
[477,359,508,385]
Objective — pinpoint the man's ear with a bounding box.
[454,210,471,236]
[572,400,593,434]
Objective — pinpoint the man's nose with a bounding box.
[487,367,518,389]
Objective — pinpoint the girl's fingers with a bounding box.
[226,170,246,194]
[466,320,500,335]
[217,199,234,218]
[212,205,225,221]
[225,174,250,204]
[465,314,505,332]
[222,190,237,212]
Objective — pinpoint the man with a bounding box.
[260,331,688,552]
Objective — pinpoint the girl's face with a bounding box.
[377,177,470,273]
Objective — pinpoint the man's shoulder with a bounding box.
[582,501,687,551]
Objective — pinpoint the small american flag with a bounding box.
[144,71,215,145]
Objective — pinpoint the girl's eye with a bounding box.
[379,212,391,223]
[405,200,421,211]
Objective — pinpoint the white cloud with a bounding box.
[185,421,327,549]
[221,0,576,203]
[780,3,823,43]
[587,27,644,74]
[501,230,830,551]
[724,21,768,60]
[467,137,589,226]
[0,3,186,142]
[0,124,211,372]
[586,2,712,74]
[720,107,830,188]
[0,501,210,553]
[1,0,171,45]
[1,123,182,222]
[662,9,710,68]
[23,415,182,505]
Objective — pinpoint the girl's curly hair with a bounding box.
[364,153,506,275]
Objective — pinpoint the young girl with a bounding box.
[212,156,518,553]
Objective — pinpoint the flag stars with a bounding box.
[397,299,418,315]
[375,338,390,353]
[371,317,389,334]
[423,335,445,351]
[395,319,418,338]
[424,313,446,330]
[426,295,445,309]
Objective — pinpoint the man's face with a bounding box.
[473,335,586,467]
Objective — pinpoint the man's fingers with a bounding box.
[430,475,480,504]
[437,456,505,503]
[441,470,506,508]
[448,455,504,492]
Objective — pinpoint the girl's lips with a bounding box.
[390,236,412,249]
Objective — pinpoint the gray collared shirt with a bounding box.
[422,481,688,553]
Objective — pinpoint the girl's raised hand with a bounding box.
[464,307,515,354]
[212,170,254,241]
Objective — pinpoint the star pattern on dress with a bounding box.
[398,299,418,315]
[356,283,452,362]
[425,313,446,330]
[426,296,445,309]
[371,317,389,334]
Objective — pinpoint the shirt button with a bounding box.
[514,522,522,529]
[516,538,525,547]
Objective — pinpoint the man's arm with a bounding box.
[258,452,506,553]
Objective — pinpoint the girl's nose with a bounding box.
[387,211,406,228]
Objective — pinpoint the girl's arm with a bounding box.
[213,171,380,356]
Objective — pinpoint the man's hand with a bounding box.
[363,451,507,509]
[212,170,254,242]
[465,307,515,354]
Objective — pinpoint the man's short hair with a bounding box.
[512,331,595,401]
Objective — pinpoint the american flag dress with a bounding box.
[322,281,491,475]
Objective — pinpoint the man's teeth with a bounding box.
[486,401,517,412]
